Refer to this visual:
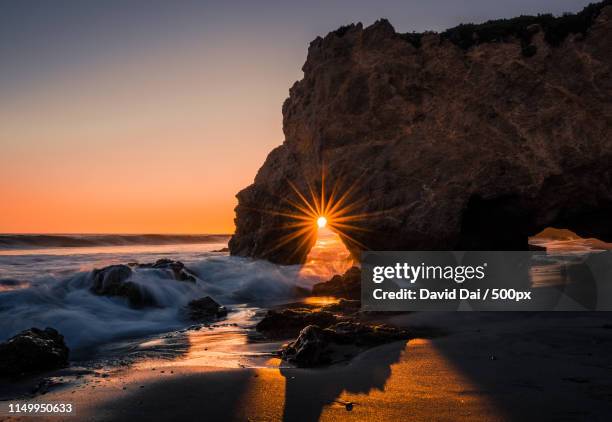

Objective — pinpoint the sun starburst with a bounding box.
[255,167,376,262]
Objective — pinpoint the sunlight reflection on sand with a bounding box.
[230,339,498,421]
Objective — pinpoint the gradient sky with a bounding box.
[0,0,593,234]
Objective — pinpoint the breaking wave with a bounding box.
[0,256,320,351]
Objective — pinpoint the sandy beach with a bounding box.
[3,311,612,422]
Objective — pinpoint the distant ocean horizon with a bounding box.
[0,233,232,250]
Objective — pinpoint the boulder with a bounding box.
[92,264,132,289]
[256,309,337,338]
[229,3,612,264]
[0,327,69,377]
[136,259,197,282]
[281,322,410,367]
[90,265,156,308]
[312,267,361,300]
[187,296,227,320]
[281,325,330,367]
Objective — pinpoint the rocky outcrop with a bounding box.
[90,265,156,308]
[187,296,227,320]
[135,259,197,282]
[281,322,410,367]
[256,309,337,338]
[281,325,328,367]
[230,2,612,264]
[0,327,69,377]
[91,260,199,308]
[312,267,361,299]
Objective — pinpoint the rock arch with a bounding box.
[230,5,612,264]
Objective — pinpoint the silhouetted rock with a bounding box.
[90,260,200,308]
[136,259,197,282]
[90,265,156,308]
[321,298,361,314]
[212,247,230,253]
[281,322,410,367]
[92,264,132,289]
[230,3,612,264]
[312,267,361,300]
[281,325,329,366]
[187,296,227,320]
[256,309,337,338]
[0,327,69,377]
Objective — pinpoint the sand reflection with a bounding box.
[230,339,498,421]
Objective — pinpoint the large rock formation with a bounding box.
[230,2,612,264]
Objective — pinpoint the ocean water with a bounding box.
[1,231,606,360]
[0,235,332,354]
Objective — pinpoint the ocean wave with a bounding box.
[0,256,320,351]
[0,234,231,250]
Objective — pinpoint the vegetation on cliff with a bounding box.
[438,0,611,57]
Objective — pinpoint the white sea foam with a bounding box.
[0,247,322,350]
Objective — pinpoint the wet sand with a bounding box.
[3,311,612,421]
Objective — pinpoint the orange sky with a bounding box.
[1,1,590,234]
[0,33,296,234]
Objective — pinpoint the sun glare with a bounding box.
[252,166,379,264]
[317,216,327,228]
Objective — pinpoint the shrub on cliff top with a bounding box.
[439,0,610,51]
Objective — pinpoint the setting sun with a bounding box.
[254,168,376,263]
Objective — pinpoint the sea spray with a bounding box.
[0,255,323,351]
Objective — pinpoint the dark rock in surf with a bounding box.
[0,327,69,377]
[92,264,132,288]
[256,309,337,338]
[136,259,197,283]
[90,265,157,308]
[187,296,227,321]
[312,267,361,300]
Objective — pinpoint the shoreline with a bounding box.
[2,243,612,420]
[3,311,612,421]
